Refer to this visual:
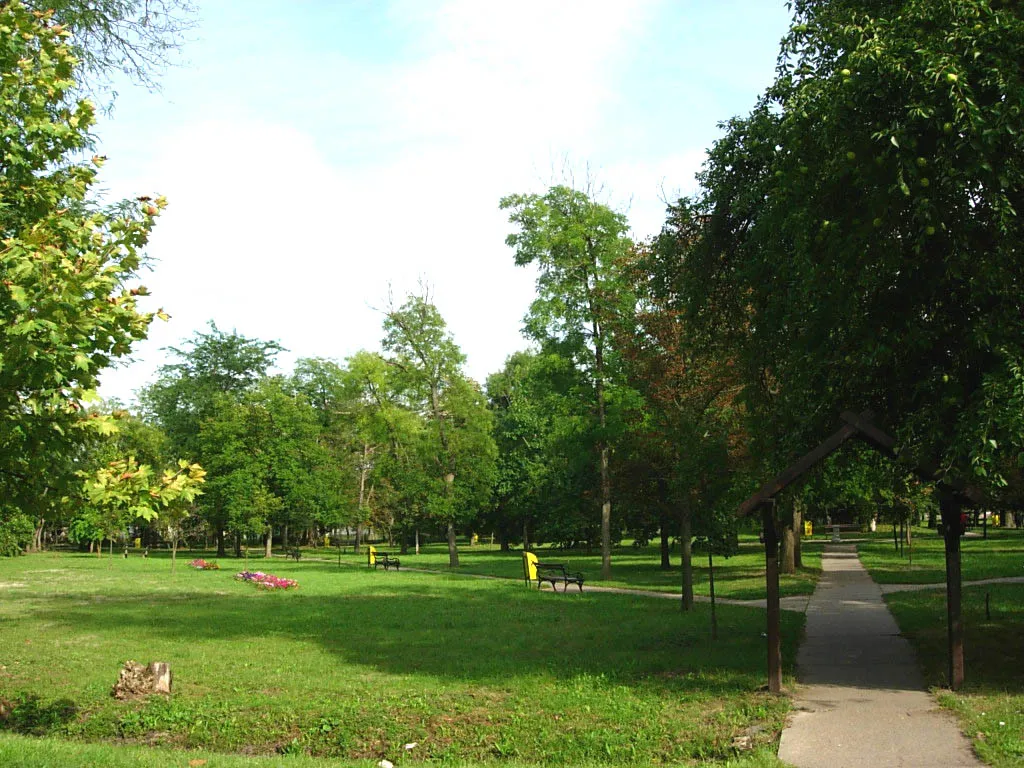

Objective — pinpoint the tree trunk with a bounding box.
[234,532,242,558]
[171,535,178,574]
[33,519,44,552]
[1003,510,1016,528]
[216,528,226,558]
[708,551,718,640]
[500,533,510,552]
[659,507,671,570]
[282,524,289,548]
[940,492,964,690]
[356,444,369,554]
[522,519,530,552]
[780,501,796,574]
[264,529,272,558]
[600,445,611,580]
[88,540,94,554]
[763,505,782,694]
[793,501,803,569]
[415,528,420,555]
[446,522,459,567]
[928,504,938,528]
[680,501,693,611]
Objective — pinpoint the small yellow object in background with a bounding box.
[134,537,141,549]
[803,521,813,536]
[368,545,377,567]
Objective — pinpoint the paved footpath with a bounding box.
[778,544,981,768]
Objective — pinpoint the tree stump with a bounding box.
[112,660,172,699]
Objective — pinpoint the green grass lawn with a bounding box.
[884,583,1024,767]
[0,551,802,766]
[333,536,822,601]
[857,527,1024,584]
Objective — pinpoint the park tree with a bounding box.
[501,186,635,579]
[613,204,745,607]
[485,350,600,551]
[142,324,282,555]
[28,0,196,96]
[197,377,336,558]
[79,455,204,564]
[679,0,1024,691]
[382,293,496,567]
[685,0,1024,494]
[0,2,164,554]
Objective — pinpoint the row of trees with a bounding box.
[4,1,1023,600]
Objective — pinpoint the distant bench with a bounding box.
[523,551,585,593]
[368,545,400,571]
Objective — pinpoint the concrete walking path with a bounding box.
[777,544,980,767]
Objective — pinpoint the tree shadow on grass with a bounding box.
[21,579,800,696]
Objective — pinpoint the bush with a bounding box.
[0,514,34,557]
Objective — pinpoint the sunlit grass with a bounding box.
[328,535,823,601]
[0,551,801,766]
[857,528,1024,584]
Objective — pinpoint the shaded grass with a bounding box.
[857,528,1024,584]
[349,537,822,601]
[884,584,1024,767]
[0,552,800,766]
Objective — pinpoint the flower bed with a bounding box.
[189,558,220,570]
[234,571,298,590]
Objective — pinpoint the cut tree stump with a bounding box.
[112,660,172,699]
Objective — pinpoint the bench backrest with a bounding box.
[368,545,377,566]
[522,551,538,585]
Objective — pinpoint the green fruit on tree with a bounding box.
[925,225,936,236]
[946,72,958,83]
[916,157,927,168]
[841,68,851,78]
[847,151,856,161]
[873,217,883,228]
[943,122,954,134]
[920,177,930,187]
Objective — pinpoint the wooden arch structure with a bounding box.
[738,410,979,693]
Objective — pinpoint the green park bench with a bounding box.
[522,551,585,593]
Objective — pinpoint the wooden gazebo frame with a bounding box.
[739,411,978,693]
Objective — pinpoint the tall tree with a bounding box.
[382,293,496,567]
[614,206,745,607]
[0,2,163,554]
[501,186,634,579]
[686,0,1024,491]
[142,324,282,555]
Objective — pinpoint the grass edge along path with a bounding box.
[884,583,1024,767]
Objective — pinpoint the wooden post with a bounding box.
[940,490,965,690]
[763,502,782,694]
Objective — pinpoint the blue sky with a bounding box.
[94,0,794,403]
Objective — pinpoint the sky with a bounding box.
[94,0,794,404]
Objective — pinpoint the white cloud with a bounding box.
[98,0,729,404]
